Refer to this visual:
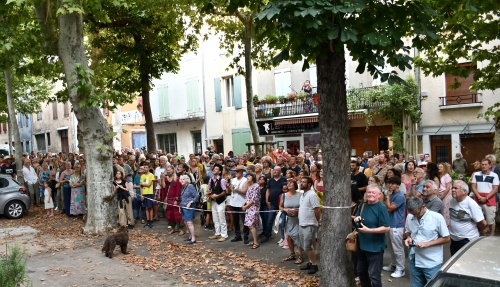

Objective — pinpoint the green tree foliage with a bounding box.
[87,0,202,152]
[0,244,31,287]
[348,78,421,152]
[257,0,442,284]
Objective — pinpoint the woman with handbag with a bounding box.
[280,178,304,264]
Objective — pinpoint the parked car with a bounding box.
[0,175,30,219]
[426,236,500,287]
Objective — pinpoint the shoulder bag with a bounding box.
[346,202,366,252]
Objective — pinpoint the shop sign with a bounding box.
[257,121,319,135]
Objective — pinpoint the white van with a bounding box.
[0,144,12,156]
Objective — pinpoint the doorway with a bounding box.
[431,135,452,164]
[213,139,224,155]
[278,136,302,156]
[192,131,202,154]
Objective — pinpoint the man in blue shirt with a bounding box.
[382,176,407,278]
[354,184,390,287]
[405,197,450,287]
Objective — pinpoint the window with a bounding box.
[37,110,42,121]
[47,132,51,146]
[64,101,70,117]
[52,101,58,119]
[445,62,477,104]
[2,123,6,133]
[18,114,23,128]
[25,115,29,127]
[157,133,177,154]
[35,134,46,153]
[224,76,234,107]
[158,85,170,118]
[274,68,292,97]
[186,77,200,114]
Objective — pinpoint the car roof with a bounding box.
[443,236,500,281]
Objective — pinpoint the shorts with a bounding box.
[202,202,212,213]
[181,207,195,221]
[480,204,497,225]
[299,225,318,251]
[142,194,154,209]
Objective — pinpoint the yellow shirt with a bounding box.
[140,173,155,195]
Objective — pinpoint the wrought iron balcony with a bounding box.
[439,93,482,109]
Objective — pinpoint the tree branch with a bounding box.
[34,0,58,56]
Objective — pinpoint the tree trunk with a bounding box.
[243,19,262,156]
[136,38,156,154]
[317,42,354,286]
[494,117,500,164]
[57,7,117,234]
[4,69,25,185]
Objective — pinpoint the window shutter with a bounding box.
[64,102,70,117]
[214,77,222,112]
[52,101,58,119]
[233,76,242,109]
[186,77,199,113]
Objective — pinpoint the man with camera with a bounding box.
[354,184,390,287]
[405,197,450,287]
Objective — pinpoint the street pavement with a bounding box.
[0,210,473,287]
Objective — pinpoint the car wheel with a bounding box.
[4,200,25,219]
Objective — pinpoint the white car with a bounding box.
[426,236,500,286]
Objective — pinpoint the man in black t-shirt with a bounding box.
[1,156,16,178]
[350,160,368,197]
[262,166,287,243]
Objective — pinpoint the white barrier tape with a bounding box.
[138,194,352,214]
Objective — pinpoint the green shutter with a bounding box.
[158,85,169,117]
[186,77,199,113]
[231,128,252,156]
[214,77,222,112]
[234,76,242,109]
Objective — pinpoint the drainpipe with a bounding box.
[73,112,78,152]
[413,47,421,156]
[201,38,208,150]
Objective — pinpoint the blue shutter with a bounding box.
[234,76,242,109]
[214,77,222,112]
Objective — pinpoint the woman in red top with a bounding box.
[161,165,184,235]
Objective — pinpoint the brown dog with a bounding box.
[102,226,129,259]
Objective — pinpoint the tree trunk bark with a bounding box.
[57,6,117,234]
[243,19,262,156]
[494,117,500,164]
[4,69,25,185]
[317,42,354,286]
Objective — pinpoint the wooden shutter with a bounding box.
[234,76,242,109]
[158,85,170,118]
[64,101,70,117]
[186,77,199,113]
[214,77,222,112]
[52,101,58,119]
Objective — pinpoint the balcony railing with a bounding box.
[254,100,318,119]
[439,93,482,107]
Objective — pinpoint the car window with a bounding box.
[428,273,500,287]
[0,178,9,188]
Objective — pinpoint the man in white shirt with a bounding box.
[23,159,40,206]
[229,165,249,244]
[471,158,499,236]
[449,180,487,256]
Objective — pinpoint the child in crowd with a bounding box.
[200,176,213,230]
[43,180,54,217]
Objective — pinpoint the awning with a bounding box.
[275,117,318,125]
[33,130,46,135]
[57,126,69,131]
[205,135,223,141]
[414,123,494,135]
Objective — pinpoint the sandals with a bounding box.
[251,243,260,249]
[283,253,296,261]
[168,229,176,234]
[294,255,304,264]
[178,229,186,236]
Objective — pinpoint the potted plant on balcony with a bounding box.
[278,95,286,104]
[272,107,280,116]
[256,109,265,117]
[265,95,277,104]
[298,91,307,102]
[287,92,297,102]
[313,93,319,106]
[253,95,259,107]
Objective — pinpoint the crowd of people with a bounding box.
[351,151,497,287]
[1,147,498,283]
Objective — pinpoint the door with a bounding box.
[431,135,452,164]
[192,131,202,153]
[59,130,69,154]
[283,137,303,155]
[213,139,224,155]
[132,132,147,151]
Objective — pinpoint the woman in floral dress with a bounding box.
[243,172,261,249]
[38,162,51,205]
[69,164,86,217]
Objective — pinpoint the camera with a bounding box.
[354,218,365,229]
[141,146,147,151]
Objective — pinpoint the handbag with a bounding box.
[279,194,287,228]
[55,182,61,189]
[273,211,281,234]
[346,202,365,252]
